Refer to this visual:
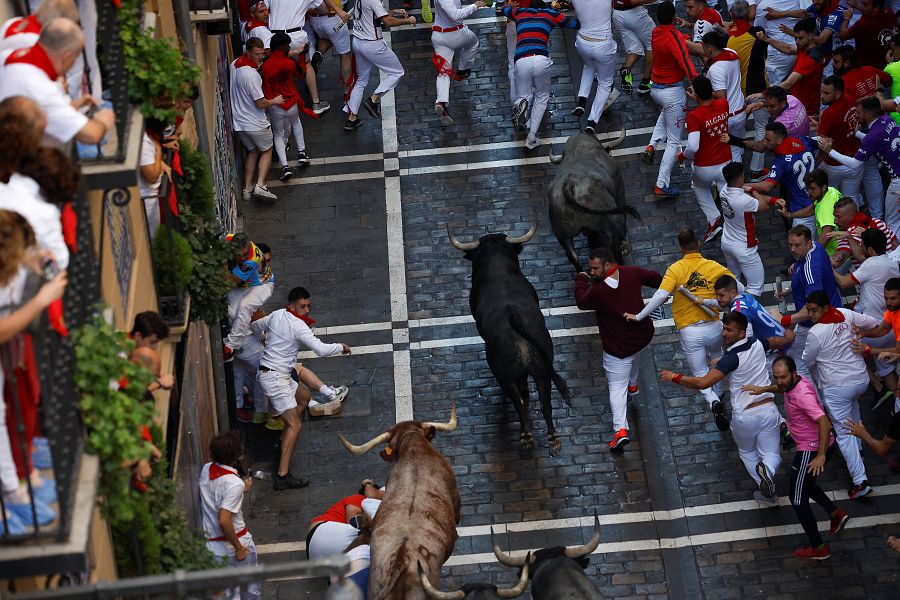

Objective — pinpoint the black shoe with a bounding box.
[512,99,528,128]
[572,96,587,116]
[584,120,597,134]
[311,50,323,73]
[781,424,795,451]
[756,461,775,498]
[363,97,382,118]
[296,150,310,166]
[848,480,873,500]
[456,68,471,79]
[711,400,729,431]
[619,67,634,95]
[273,472,310,490]
[279,166,293,181]
[637,79,651,95]
[344,117,362,131]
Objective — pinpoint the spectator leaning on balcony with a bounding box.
[0,0,79,55]
[139,120,177,240]
[0,18,114,147]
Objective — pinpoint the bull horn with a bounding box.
[418,559,465,600]
[495,555,531,598]
[422,401,457,432]
[505,220,538,245]
[564,513,601,558]
[446,222,480,251]
[602,125,627,151]
[338,431,392,455]
[491,527,528,567]
[548,146,564,165]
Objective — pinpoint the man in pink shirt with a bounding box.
[744,356,849,561]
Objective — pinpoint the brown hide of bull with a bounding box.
[369,422,461,600]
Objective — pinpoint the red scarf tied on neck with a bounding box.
[286,306,316,327]
[817,306,845,324]
[709,48,739,66]
[4,44,58,80]
[233,54,259,70]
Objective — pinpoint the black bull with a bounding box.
[547,129,641,272]
[447,223,572,456]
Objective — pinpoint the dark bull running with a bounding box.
[447,221,572,455]
[547,129,641,271]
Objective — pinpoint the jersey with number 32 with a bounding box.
[766,136,815,213]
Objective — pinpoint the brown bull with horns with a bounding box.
[339,404,461,600]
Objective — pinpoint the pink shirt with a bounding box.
[775,95,810,137]
[784,376,833,452]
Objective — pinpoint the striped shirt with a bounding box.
[502,6,579,61]
[835,213,899,269]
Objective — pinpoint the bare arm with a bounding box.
[0,273,67,344]
[218,509,248,558]
[659,368,726,390]
[75,109,115,144]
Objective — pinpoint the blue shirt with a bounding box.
[792,241,842,327]
[730,293,786,343]
[805,4,843,53]
[766,136,816,213]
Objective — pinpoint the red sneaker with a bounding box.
[236,408,253,423]
[224,345,234,363]
[829,509,849,536]
[627,385,639,396]
[609,429,630,450]
[792,544,831,560]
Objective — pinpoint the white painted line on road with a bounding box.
[266,171,386,188]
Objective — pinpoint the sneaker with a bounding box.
[421,0,433,23]
[273,472,310,490]
[311,50,323,73]
[265,416,285,431]
[236,408,253,423]
[627,385,639,396]
[641,145,655,165]
[252,411,268,424]
[253,184,277,200]
[756,461,775,498]
[224,345,234,363]
[525,134,540,150]
[871,388,893,411]
[781,424,796,451]
[362,97,381,119]
[848,480,872,500]
[296,150,311,166]
[749,169,768,183]
[637,79,651,94]
[711,400,730,431]
[279,166,293,181]
[242,189,252,201]
[456,68,471,79]
[308,398,344,417]
[328,385,350,404]
[312,100,331,115]
[702,217,724,244]
[512,99,529,128]
[609,428,630,451]
[793,544,831,560]
[435,102,454,126]
[584,120,597,134]
[653,185,679,199]
[344,117,362,131]
[829,508,849,535]
[753,490,779,508]
[619,67,634,95]
[572,96,587,116]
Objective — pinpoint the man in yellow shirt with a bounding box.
[625,228,733,429]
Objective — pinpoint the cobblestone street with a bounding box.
[237,7,900,598]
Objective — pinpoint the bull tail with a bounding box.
[552,372,574,408]
[507,309,572,407]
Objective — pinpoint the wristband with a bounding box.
[672,373,683,384]
[780,315,792,327]
[768,196,779,206]
[863,345,873,357]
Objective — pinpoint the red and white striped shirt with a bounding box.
[836,213,899,268]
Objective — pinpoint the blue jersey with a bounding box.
[766,136,816,213]
[730,293,785,343]
[805,4,843,53]
[792,241,842,326]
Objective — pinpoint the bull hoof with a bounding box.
[548,435,562,456]
[520,433,535,449]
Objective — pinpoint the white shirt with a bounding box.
[268,0,322,31]
[353,0,388,41]
[573,0,613,39]
[139,133,162,198]
[851,254,899,319]
[719,186,760,250]
[434,0,479,29]
[252,308,343,372]
[244,23,273,48]
[803,308,881,388]
[707,51,744,116]
[754,0,801,44]
[0,60,88,146]
[229,59,270,132]
[0,174,69,269]
[716,337,774,413]
[198,462,251,556]
[0,17,39,54]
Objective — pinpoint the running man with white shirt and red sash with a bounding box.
[571,0,618,133]
[702,31,746,163]
[431,0,488,126]
[611,0,654,96]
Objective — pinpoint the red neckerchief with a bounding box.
[210,463,239,480]
[709,48,739,65]
[4,44,57,80]
[699,7,721,24]
[4,15,40,38]
[729,19,751,37]
[774,137,805,155]
[233,54,258,70]
[818,0,839,17]
[817,306,844,324]
[848,211,873,230]
[244,19,268,33]
[604,265,619,278]
[286,307,317,327]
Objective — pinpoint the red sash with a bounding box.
[4,44,57,80]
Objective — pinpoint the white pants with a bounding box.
[727,113,746,163]
[225,283,274,351]
[691,163,727,225]
[210,538,261,600]
[612,8,653,56]
[514,55,553,136]
[258,370,299,416]
[730,402,783,487]
[750,110,768,173]
[679,320,723,408]
[432,28,479,105]
[346,38,404,116]
[506,21,517,103]
[234,343,266,412]
[310,14,351,55]
[786,326,814,383]
[268,105,306,168]
[864,330,897,377]
[143,196,160,241]
[603,350,641,432]
[883,177,900,237]
[722,243,765,296]
[864,157,886,220]
[308,521,363,559]
[68,0,103,99]
[765,49,794,88]
[0,383,21,494]
[650,85,686,188]
[821,162,862,207]
[575,36,618,123]
[822,381,869,486]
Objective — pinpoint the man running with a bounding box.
[702,31,745,163]
[431,0,487,126]
[847,277,900,416]
[571,0,617,133]
[611,0,654,96]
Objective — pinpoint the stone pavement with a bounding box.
[235,5,900,598]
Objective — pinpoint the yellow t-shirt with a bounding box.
[659,253,731,329]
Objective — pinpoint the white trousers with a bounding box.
[721,243,765,296]
[211,538,261,600]
[679,320,723,408]
[864,157,886,220]
[883,177,900,237]
[309,14,351,55]
[691,163,727,225]
[0,382,21,494]
[650,85,686,188]
[820,162,862,207]
[864,330,897,377]
[308,521,363,559]
[731,402,783,487]
[506,21,517,103]
[234,344,266,412]
[346,38,404,116]
[432,28,479,105]
[727,113,746,163]
[225,282,274,351]
[602,350,641,432]
[822,382,869,486]
[750,110,768,173]
[258,370,299,416]
[68,0,103,99]
[786,325,814,383]
[765,49,794,89]
[575,36,618,123]
[612,8,653,56]
[268,105,306,168]
[514,55,553,136]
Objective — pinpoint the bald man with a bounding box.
[0,18,114,146]
[131,345,175,393]
[0,0,79,55]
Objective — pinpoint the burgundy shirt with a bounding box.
[574,266,663,359]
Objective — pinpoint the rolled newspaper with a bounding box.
[334,16,352,31]
[677,286,718,318]
[775,276,787,315]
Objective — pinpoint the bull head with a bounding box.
[490,513,601,567]
[417,557,531,599]
[548,125,627,163]
[446,220,538,251]
[337,402,458,455]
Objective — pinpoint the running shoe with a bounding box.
[344,117,363,131]
[362,97,381,118]
[627,385,639,396]
[421,0,433,23]
[512,99,529,129]
[637,79,651,94]
[609,428,630,451]
[641,145,655,165]
[296,150,311,166]
[252,411,268,424]
[279,166,293,181]
[792,544,831,560]
[711,399,730,431]
[781,424,796,451]
[756,461,775,498]
[253,184,277,200]
[273,472,310,490]
[236,408,254,423]
[435,102,454,126]
[619,67,633,95]
[848,480,873,499]
[829,508,849,535]
[753,490,779,508]
[265,416,285,431]
[871,388,894,411]
[525,134,540,150]
[584,120,597,134]
[311,50,323,73]
[572,96,587,116]
[702,217,724,244]
[653,185,679,199]
[224,345,234,362]
[312,100,331,115]
[242,189,252,201]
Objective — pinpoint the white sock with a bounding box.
[319,384,337,398]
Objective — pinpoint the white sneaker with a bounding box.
[327,385,349,404]
[525,134,540,150]
[308,398,344,417]
[242,189,252,201]
[253,184,277,200]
